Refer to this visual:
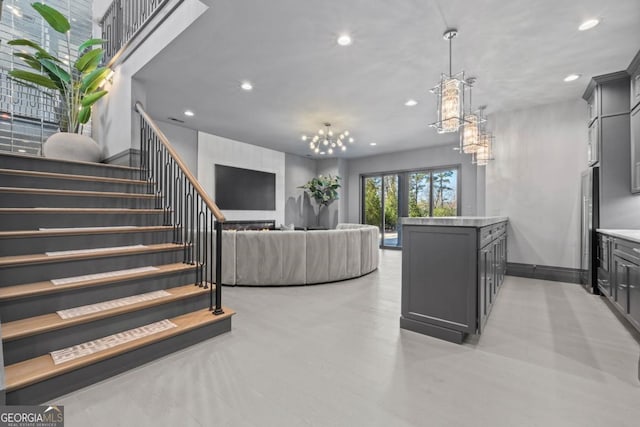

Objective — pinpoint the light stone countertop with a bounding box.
[597,229,640,244]
[401,216,509,228]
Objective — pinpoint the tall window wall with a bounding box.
[362,166,460,248]
[0,0,93,155]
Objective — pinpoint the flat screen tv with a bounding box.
[214,164,276,210]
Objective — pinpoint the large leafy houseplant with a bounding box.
[299,174,341,226]
[8,3,111,160]
[299,174,342,207]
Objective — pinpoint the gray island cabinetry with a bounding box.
[400,217,508,344]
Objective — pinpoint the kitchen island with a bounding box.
[400,216,508,344]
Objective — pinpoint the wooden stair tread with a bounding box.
[0,207,165,214]
[0,152,140,171]
[0,168,148,184]
[0,243,184,267]
[2,283,211,341]
[0,187,156,199]
[0,263,196,300]
[0,226,173,239]
[4,307,235,392]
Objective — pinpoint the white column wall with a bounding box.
[198,132,286,225]
[485,99,586,269]
[91,0,208,158]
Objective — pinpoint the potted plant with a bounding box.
[299,174,342,227]
[8,2,111,162]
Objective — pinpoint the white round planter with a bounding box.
[43,132,102,163]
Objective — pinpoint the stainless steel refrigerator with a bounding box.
[580,167,599,293]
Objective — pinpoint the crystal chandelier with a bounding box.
[430,29,469,133]
[473,132,495,166]
[460,101,487,154]
[302,123,354,155]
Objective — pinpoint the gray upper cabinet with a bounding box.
[583,72,632,205]
[588,118,599,166]
[628,50,640,193]
[631,106,640,193]
[628,50,640,111]
[587,90,598,125]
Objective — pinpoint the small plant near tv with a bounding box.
[8,2,111,162]
[299,174,342,207]
[299,174,341,226]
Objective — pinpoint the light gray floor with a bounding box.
[52,250,640,426]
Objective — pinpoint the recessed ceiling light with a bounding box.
[405,99,418,107]
[184,110,195,117]
[370,142,377,146]
[564,74,581,82]
[240,81,253,91]
[337,34,352,46]
[578,19,600,31]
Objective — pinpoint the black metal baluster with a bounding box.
[184,189,192,264]
[202,201,209,289]
[136,102,224,317]
[214,220,223,315]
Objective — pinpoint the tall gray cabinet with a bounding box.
[583,71,640,229]
[629,50,640,193]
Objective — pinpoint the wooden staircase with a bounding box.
[0,152,233,404]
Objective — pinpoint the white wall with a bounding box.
[485,99,586,269]
[346,142,478,223]
[156,120,198,175]
[92,0,208,158]
[284,154,317,227]
[198,132,285,225]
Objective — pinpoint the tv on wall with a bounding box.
[214,164,276,210]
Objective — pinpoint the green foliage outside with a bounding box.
[409,172,430,217]
[364,177,381,227]
[364,170,458,227]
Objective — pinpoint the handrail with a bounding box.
[135,102,225,315]
[135,102,225,222]
[100,0,182,66]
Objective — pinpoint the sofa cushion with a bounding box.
[236,231,306,285]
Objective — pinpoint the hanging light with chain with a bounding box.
[429,29,469,134]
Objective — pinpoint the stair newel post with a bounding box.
[173,165,180,244]
[163,156,171,225]
[190,187,196,264]
[214,219,224,315]
[184,189,192,264]
[155,144,163,210]
[139,121,145,182]
[196,199,204,287]
[201,199,209,290]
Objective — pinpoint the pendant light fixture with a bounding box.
[302,123,354,155]
[430,29,469,134]
[461,99,487,154]
[473,132,495,166]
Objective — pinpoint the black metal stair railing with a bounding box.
[100,0,172,65]
[136,102,225,315]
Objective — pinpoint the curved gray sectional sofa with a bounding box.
[212,223,379,286]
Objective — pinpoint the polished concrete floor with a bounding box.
[53,250,640,426]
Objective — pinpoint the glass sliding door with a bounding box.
[363,176,383,245]
[362,174,402,248]
[383,175,400,248]
[432,168,458,216]
[361,166,460,249]
[408,172,431,218]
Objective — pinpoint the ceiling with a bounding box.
[135,0,640,159]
